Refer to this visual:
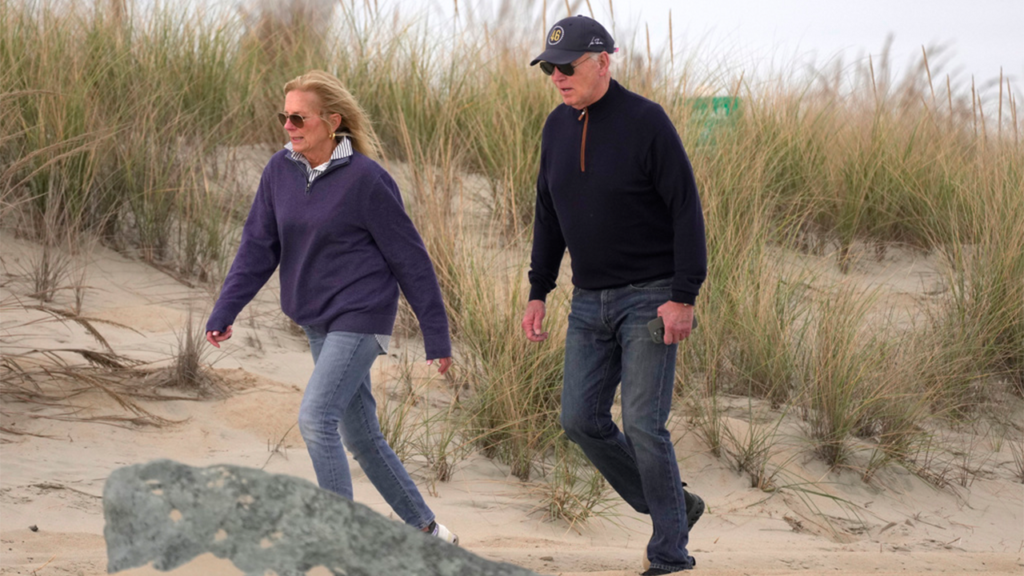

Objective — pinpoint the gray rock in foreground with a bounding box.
[103,459,542,576]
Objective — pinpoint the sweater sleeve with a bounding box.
[648,112,707,304]
[362,173,452,360]
[206,171,281,332]
[528,139,567,302]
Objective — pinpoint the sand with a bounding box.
[1,231,1022,576]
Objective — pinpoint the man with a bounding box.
[521,15,708,576]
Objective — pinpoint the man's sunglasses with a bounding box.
[277,113,316,128]
[539,55,595,77]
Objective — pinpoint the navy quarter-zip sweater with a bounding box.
[528,79,707,305]
[207,148,451,359]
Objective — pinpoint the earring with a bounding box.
[329,132,336,140]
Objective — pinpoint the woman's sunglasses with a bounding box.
[277,113,315,128]
[539,56,595,77]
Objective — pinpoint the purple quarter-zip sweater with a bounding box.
[206,149,451,359]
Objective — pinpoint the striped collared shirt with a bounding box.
[285,136,354,184]
[283,136,391,355]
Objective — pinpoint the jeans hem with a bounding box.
[649,560,694,572]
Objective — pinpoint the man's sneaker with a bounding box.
[640,555,696,575]
[682,484,705,531]
[431,522,459,546]
[643,485,704,572]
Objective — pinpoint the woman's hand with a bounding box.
[206,326,234,348]
[427,357,453,375]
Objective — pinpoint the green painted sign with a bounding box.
[689,97,740,146]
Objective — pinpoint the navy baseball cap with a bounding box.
[530,15,616,66]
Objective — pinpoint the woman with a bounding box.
[205,70,458,544]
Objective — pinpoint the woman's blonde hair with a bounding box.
[283,70,383,160]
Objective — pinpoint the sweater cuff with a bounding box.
[205,311,236,333]
[670,291,697,306]
[423,332,452,360]
[528,285,549,303]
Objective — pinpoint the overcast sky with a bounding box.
[218,0,1021,99]
[417,0,1022,96]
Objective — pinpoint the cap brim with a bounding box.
[529,47,587,66]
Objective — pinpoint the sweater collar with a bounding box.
[570,79,624,121]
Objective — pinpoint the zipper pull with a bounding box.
[579,106,589,172]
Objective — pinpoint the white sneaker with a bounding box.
[432,522,459,546]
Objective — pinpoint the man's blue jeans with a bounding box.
[298,327,434,530]
[561,279,693,572]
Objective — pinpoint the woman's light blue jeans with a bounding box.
[560,279,694,572]
[298,326,434,530]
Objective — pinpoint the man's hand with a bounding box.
[657,301,694,345]
[206,325,234,348]
[522,300,549,342]
[427,357,453,375]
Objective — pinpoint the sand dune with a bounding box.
[1,233,1022,576]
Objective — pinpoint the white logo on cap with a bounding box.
[588,37,604,47]
[549,26,564,45]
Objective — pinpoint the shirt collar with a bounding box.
[284,136,354,169]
